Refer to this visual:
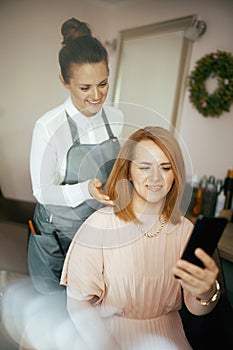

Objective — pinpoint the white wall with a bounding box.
[0,0,232,202]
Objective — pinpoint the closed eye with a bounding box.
[138,166,151,170]
[99,80,108,87]
[79,80,108,92]
[80,86,90,91]
[137,162,152,170]
[161,165,172,171]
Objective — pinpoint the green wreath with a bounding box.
[188,50,233,117]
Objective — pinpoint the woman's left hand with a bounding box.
[173,248,219,300]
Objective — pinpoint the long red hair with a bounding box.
[105,127,186,225]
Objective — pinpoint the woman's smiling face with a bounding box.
[130,139,175,212]
[60,60,109,117]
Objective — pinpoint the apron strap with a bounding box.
[65,108,116,144]
[101,109,115,139]
[65,111,80,143]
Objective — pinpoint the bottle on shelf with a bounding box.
[192,187,203,216]
[223,169,233,210]
[219,169,233,221]
[214,187,225,217]
[186,174,199,216]
[215,178,223,194]
[202,175,217,217]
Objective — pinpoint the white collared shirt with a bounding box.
[30,97,124,207]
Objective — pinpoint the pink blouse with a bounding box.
[61,206,193,350]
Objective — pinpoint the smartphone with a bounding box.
[178,215,228,271]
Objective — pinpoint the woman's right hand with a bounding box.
[88,178,115,206]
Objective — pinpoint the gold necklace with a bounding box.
[142,214,166,238]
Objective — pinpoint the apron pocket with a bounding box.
[27,233,66,294]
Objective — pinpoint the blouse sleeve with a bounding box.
[30,118,92,207]
[60,224,105,302]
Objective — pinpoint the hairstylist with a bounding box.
[28,18,124,294]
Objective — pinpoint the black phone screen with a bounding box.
[180,215,228,268]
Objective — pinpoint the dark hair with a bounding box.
[59,18,109,83]
[105,127,186,225]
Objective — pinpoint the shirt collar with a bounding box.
[64,96,103,128]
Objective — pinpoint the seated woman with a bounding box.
[61,126,221,350]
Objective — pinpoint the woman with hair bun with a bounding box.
[28,18,124,294]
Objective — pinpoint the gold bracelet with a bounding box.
[195,280,220,306]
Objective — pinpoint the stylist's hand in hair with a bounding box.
[88,178,115,206]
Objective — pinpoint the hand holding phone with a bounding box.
[176,215,227,274]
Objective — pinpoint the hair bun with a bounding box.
[61,18,92,45]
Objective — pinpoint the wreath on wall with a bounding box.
[188,50,233,117]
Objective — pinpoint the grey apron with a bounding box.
[28,109,121,294]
